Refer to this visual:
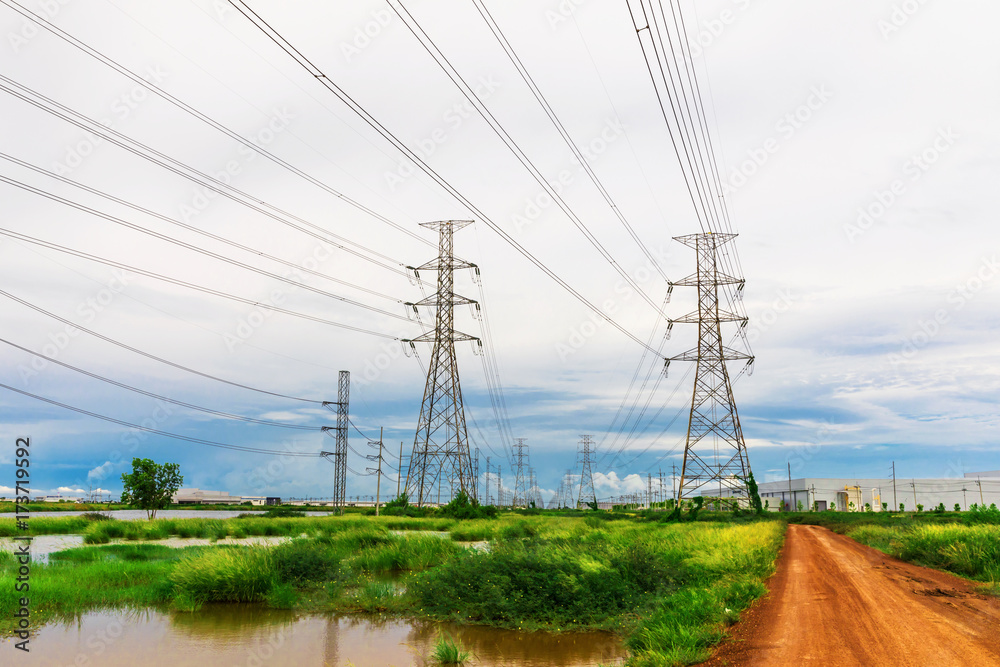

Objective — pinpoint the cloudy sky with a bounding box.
[1,0,998,502]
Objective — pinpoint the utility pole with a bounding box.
[787,462,793,511]
[577,435,597,508]
[321,370,350,515]
[403,220,479,506]
[474,446,480,503]
[485,456,491,505]
[672,462,677,502]
[375,428,383,516]
[962,486,968,510]
[397,442,403,499]
[892,461,897,510]
[911,480,917,511]
[666,233,754,505]
[647,473,653,509]
[978,477,985,505]
[497,466,502,508]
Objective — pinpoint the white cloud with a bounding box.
[88,461,116,483]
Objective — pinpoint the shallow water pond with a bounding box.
[2,607,627,666]
[0,535,291,563]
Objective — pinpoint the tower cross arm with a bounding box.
[408,258,478,272]
[407,293,478,308]
[669,273,744,287]
[404,331,480,344]
[669,310,748,325]
[667,348,754,362]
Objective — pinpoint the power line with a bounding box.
[0,0,433,249]
[389,0,668,316]
[0,381,321,456]
[225,0,663,355]
[0,152,404,304]
[468,0,671,282]
[0,73,424,284]
[0,336,322,430]
[0,288,324,404]
[0,174,419,325]
[0,227,407,340]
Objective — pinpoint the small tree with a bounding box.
[881,502,888,512]
[899,502,905,512]
[120,458,183,520]
[953,503,962,513]
[812,501,819,512]
[796,500,804,512]
[829,500,837,511]
[916,503,924,513]
[864,502,872,513]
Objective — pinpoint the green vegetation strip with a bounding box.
[0,515,784,666]
[789,504,1000,595]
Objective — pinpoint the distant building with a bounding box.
[34,495,84,503]
[966,471,1000,479]
[172,488,280,506]
[730,477,1000,512]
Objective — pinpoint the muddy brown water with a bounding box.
[2,607,627,666]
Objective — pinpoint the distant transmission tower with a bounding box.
[665,233,754,505]
[513,438,528,507]
[577,435,597,508]
[321,370,350,514]
[403,220,479,506]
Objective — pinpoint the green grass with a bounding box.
[0,512,786,666]
[847,523,1000,586]
[431,634,471,665]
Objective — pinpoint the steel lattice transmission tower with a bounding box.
[403,220,479,506]
[513,438,528,507]
[576,435,597,508]
[665,233,754,505]
[321,370,350,514]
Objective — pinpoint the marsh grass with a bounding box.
[430,634,471,665]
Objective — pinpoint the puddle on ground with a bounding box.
[0,535,291,563]
[2,607,627,666]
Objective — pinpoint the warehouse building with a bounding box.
[754,473,1000,512]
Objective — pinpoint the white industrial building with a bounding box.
[171,488,280,505]
[754,471,1000,512]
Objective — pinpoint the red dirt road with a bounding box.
[703,524,1000,666]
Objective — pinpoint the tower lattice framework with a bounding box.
[576,435,597,508]
[666,233,754,504]
[321,370,350,514]
[403,220,479,506]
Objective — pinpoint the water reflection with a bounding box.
[5,607,626,666]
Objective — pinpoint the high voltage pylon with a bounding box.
[320,370,350,514]
[513,438,528,507]
[403,220,479,506]
[577,435,597,508]
[665,233,754,505]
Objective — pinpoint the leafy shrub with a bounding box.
[438,491,498,520]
